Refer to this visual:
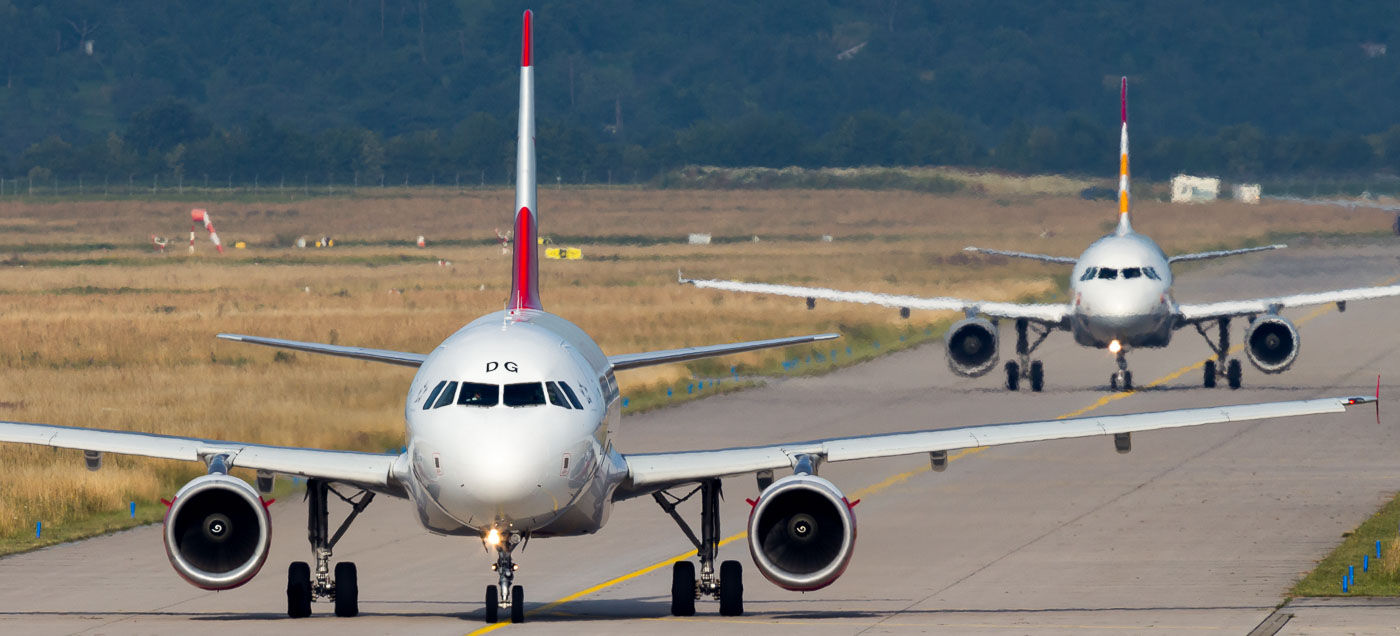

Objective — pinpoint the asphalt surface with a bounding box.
[4,238,1400,635]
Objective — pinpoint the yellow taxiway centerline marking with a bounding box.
[468,286,1378,634]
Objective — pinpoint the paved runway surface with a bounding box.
[4,238,1400,635]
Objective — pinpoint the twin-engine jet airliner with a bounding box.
[684,78,1400,393]
[0,19,1378,625]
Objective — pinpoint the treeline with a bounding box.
[10,98,1400,187]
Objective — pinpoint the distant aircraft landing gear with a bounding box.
[654,479,744,617]
[288,479,374,618]
[1005,319,1051,392]
[483,532,526,624]
[1194,317,1242,389]
[1109,349,1133,391]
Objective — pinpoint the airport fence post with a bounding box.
[1364,555,1369,572]
[1349,565,1355,586]
[35,522,41,538]
[1343,576,1349,593]
[130,502,136,518]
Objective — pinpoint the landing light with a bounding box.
[1108,340,1122,354]
[486,528,501,547]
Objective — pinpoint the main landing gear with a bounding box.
[1109,347,1133,392]
[288,479,375,618]
[482,531,526,624]
[654,479,744,617]
[1194,317,1242,389]
[1004,319,1050,392]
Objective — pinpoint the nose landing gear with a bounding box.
[1109,346,1133,391]
[1194,318,1242,389]
[483,531,526,623]
[1004,319,1051,392]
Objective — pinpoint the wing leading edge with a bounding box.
[680,274,1069,325]
[616,395,1372,498]
[0,420,407,496]
[1178,284,1400,322]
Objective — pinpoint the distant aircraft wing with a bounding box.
[1168,244,1286,263]
[1177,284,1400,322]
[680,274,1070,325]
[609,333,839,371]
[615,396,1372,497]
[218,334,426,367]
[963,246,1077,265]
[0,420,407,496]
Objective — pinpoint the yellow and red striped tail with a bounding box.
[1116,76,1132,235]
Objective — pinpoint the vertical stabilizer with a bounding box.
[1116,76,1132,235]
[509,10,542,311]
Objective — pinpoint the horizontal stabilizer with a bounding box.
[609,333,839,371]
[963,246,1077,265]
[217,334,426,367]
[1168,244,1286,263]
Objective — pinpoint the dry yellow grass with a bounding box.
[0,188,1387,543]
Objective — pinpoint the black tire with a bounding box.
[1029,360,1044,392]
[1005,361,1020,391]
[1109,373,1118,391]
[670,561,696,617]
[718,560,744,617]
[1123,370,1133,391]
[1227,359,1243,389]
[510,585,525,623]
[484,585,498,623]
[287,561,313,618]
[333,562,358,617]
[1204,360,1217,388]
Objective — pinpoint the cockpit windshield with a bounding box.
[1121,267,1142,279]
[545,381,572,409]
[504,382,547,407]
[1096,268,1119,280]
[457,382,499,407]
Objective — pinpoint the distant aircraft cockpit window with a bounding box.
[1096,268,1119,280]
[422,381,447,411]
[504,382,547,407]
[558,382,584,409]
[1144,267,1161,280]
[545,381,572,409]
[433,381,458,409]
[457,382,499,407]
[1121,267,1142,279]
[1080,267,1098,281]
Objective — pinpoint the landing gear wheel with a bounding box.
[1110,372,1118,391]
[333,562,358,617]
[287,561,312,618]
[1226,359,1242,390]
[1029,360,1044,392]
[670,561,696,616]
[718,560,744,617]
[1005,361,1020,391]
[1204,360,1217,388]
[484,585,499,623]
[510,585,525,623]
[1123,370,1133,391]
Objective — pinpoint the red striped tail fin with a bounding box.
[509,10,541,311]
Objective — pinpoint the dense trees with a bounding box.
[3,1,1400,183]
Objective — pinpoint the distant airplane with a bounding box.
[683,78,1400,392]
[0,24,1377,626]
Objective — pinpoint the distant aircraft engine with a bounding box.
[163,473,271,590]
[1245,315,1299,373]
[944,317,998,377]
[747,474,857,591]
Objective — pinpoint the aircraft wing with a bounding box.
[963,246,1077,264]
[1168,244,1286,263]
[680,275,1070,325]
[615,396,1372,498]
[0,420,407,496]
[609,333,839,371]
[218,334,426,367]
[1177,284,1400,322]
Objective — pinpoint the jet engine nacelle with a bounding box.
[747,474,857,591]
[944,317,998,377]
[163,473,271,590]
[1245,314,1299,374]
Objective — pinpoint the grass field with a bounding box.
[0,187,1390,553]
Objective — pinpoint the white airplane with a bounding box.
[683,78,1400,393]
[0,21,1378,625]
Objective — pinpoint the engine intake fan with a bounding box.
[163,473,271,590]
[747,474,856,591]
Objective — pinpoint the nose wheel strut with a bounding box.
[653,479,744,617]
[1004,319,1050,392]
[1109,349,1133,391]
[483,532,526,623]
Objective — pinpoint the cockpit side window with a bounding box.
[1079,267,1098,281]
[1144,267,1161,280]
[558,382,584,409]
[1121,267,1142,279]
[1096,267,1119,280]
[421,381,447,411]
[457,382,499,407]
[545,381,572,409]
[504,382,547,407]
[432,381,458,409]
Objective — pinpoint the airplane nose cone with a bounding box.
[428,412,567,526]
